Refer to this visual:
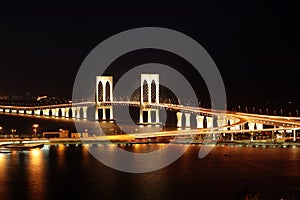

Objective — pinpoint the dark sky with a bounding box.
[0,1,299,109]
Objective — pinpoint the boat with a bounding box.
[5,143,44,150]
[0,148,12,153]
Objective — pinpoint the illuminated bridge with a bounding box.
[1,74,300,141]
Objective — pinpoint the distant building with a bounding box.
[43,129,69,138]
[82,129,89,138]
[71,133,81,138]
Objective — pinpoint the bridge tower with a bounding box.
[95,76,113,121]
[139,74,159,124]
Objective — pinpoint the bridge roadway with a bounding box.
[0,102,94,110]
[112,101,300,130]
[1,101,300,136]
[129,127,294,139]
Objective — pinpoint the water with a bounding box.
[1,145,300,199]
[1,114,300,199]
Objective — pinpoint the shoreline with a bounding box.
[1,138,300,148]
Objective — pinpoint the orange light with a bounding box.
[31,149,41,157]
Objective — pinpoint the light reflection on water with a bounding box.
[27,149,46,200]
[0,145,300,199]
[115,143,167,153]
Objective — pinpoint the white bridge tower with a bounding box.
[139,74,160,124]
[95,76,113,121]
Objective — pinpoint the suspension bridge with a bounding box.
[0,74,300,142]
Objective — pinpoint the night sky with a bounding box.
[0,2,299,110]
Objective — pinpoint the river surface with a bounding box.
[1,114,300,199]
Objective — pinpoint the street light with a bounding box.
[32,124,39,138]
[11,129,16,138]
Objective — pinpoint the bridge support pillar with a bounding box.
[196,115,204,128]
[217,116,227,130]
[139,109,143,123]
[109,107,113,120]
[176,112,182,128]
[71,107,76,118]
[206,116,214,128]
[61,108,66,117]
[19,110,25,114]
[34,109,40,115]
[139,109,158,124]
[65,108,69,118]
[95,108,99,120]
[206,116,214,139]
[293,129,296,142]
[250,132,254,142]
[248,122,255,131]
[44,109,49,116]
[102,108,106,120]
[55,108,59,117]
[96,106,113,121]
[256,123,263,130]
[185,113,191,128]
[231,133,234,141]
[248,122,255,142]
[82,107,87,119]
